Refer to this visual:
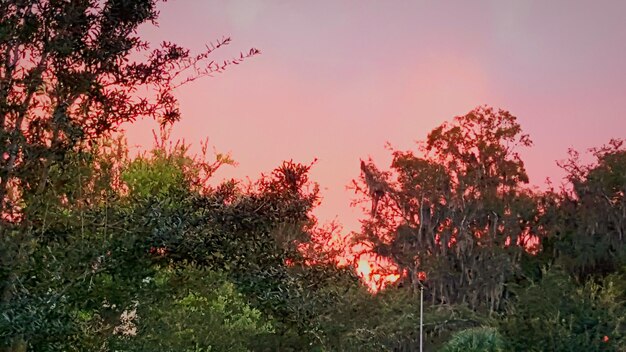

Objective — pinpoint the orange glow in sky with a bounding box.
[355,253,401,292]
[124,1,626,289]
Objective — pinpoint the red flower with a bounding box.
[603,335,609,343]
[417,271,427,282]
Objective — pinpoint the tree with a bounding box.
[353,106,539,312]
[0,1,258,349]
[109,268,273,352]
[0,137,144,351]
[499,268,625,351]
[0,132,323,350]
[554,139,626,280]
[0,0,258,218]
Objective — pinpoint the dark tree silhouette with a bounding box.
[0,0,259,219]
[353,106,539,312]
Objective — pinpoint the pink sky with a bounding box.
[126,1,626,232]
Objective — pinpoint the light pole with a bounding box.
[420,282,423,352]
[417,271,427,352]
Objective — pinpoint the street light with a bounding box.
[417,271,427,352]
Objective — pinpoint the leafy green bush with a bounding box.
[440,327,504,352]
[500,269,625,351]
[111,268,273,352]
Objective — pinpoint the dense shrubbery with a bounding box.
[2,112,621,351]
[440,327,504,352]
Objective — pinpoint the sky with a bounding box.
[126,0,626,233]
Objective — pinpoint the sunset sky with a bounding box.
[126,1,626,232]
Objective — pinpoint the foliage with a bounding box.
[354,106,538,312]
[0,0,258,218]
[110,268,273,352]
[440,327,504,352]
[322,287,487,351]
[499,268,625,351]
[0,2,257,349]
[1,16,624,351]
[0,139,141,351]
[0,133,321,351]
[553,139,626,280]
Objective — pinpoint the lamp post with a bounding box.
[417,271,427,352]
[420,282,423,352]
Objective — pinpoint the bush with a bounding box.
[440,327,504,352]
